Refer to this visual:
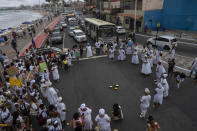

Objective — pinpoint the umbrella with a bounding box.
[22,21,33,25]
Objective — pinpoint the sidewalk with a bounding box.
[0,16,61,59]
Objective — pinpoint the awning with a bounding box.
[121,14,142,19]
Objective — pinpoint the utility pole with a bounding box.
[100,0,102,19]
[134,0,137,34]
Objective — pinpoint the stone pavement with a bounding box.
[0,16,59,59]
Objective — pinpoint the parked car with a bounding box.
[116,26,126,34]
[147,35,177,50]
[73,30,87,42]
[50,31,63,44]
[68,26,79,37]
[62,23,67,28]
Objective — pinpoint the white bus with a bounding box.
[84,18,116,44]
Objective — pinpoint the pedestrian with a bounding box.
[78,103,93,131]
[168,46,176,61]
[176,72,186,89]
[141,55,152,75]
[79,43,84,58]
[108,46,115,60]
[153,83,164,109]
[95,108,111,131]
[190,57,197,81]
[62,57,68,71]
[154,49,162,65]
[57,97,68,125]
[139,88,151,118]
[131,47,139,64]
[155,62,166,82]
[51,63,60,81]
[168,58,175,77]
[146,115,161,131]
[32,38,36,49]
[161,74,169,98]
[72,112,83,130]
[11,39,18,53]
[117,48,126,61]
[95,41,101,55]
[86,43,93,57]
[111,103,123,120]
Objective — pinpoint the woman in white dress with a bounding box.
[126,45,132,55]
[78,103,93,130]
[95,108,111,131]
[51,64,60,81]
[161,74,169,98]
[131,48,139,64]
[155,62,166,82]
[103,44,108,54]
[118,48,126,61]
[139,88,151,118]
[153,83,164,109]
[57,97,67,124]
[141,56,152,75]
[86,43,93,57]
[108,46,115,60]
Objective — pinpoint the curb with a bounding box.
[20,16,61,56]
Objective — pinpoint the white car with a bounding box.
[147,35,177,50]
[62,23,67,28]
[73,30,87,42]
[68,26,79,37]
[116,26,126,34]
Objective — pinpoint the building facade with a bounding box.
[144,0,197,31]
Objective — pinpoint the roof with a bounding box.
[84,18,115,26]
[159,35,176,39]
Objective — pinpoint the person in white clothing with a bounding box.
[78,103,93,130]
[57,97,68,124]
[118,48,126,61]
[95,108,111,131]
[141,56,152,75]
[51,64,60,81]
[168,46,176,61]
[139,88,151,118]
[161,74,169,98]
[131,48,139,64]
[86,43,93,57]
[155,62,166,82]
[153,83,164,109]
[46,87,58,105]
[108,46,115,60]
[95,41,101,55]
[44,69,50,82]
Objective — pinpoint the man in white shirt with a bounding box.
[95,41,101,55]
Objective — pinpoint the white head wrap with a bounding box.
[145,88,150,94]
[99,108,105,115]
[157,83,163,88]
[58,97,62,102]
[47,119,52,125]
[163,74,168,78]
[80,103,86,109]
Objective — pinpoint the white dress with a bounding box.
[1,108,13,124]
[51,66,59,80]
[86,45,93,57]
[126,46,132,55]
[168,49,175,60]
[95,114,111,131]
[57,102,66,121]
[131,50,139,64]
[161,78,169,97]
[140,95,151,117]
[46,87,58,105]
[156,64,166,80]
[109,49,114,59]
[153,87,164,104]
[118,49,126,61]
[79,108,93,130]
[141,59,152,75]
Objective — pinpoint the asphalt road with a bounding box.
[50,19,197,130]
[52,57,197,131]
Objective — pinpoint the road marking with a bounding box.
[77,55,107,61]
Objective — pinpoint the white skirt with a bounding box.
[153,94,163,104]
[131,54,139,64]
[141,63,152,75]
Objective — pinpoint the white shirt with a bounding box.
[95,42,101,48]
[141,95,151,108]
[95,114,111,130]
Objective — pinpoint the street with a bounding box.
[51,21,197,130]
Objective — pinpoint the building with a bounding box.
[144,0,197,31]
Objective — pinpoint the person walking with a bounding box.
[32,38,36,49]
[146,116,161,131]
[95,108,111,131]
[168,46,176,61]
[139,88,151,119]
[153,83,164,110]
[95,41,101,55]
[168,58,175,77]
[108,46,115,60]
[79,43,84,58]
[86,43,93,57]
[11,39,18,53]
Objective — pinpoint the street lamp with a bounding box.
[133,0,137,42]
[155,22,160,46]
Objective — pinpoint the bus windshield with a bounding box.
[99,28,114,38]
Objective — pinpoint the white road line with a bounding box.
[78,55,107,61]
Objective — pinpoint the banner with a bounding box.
[39,62,48,72]
[9,76,23,88]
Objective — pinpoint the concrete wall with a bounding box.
[142,0,164,11]
[144,0,197,31]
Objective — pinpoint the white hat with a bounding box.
[31,80,35,83]
[145,88,150,94]
[41,79,45,82]
[47,119,52,125]
[99,108,105,115]
[45,81,52,86]
[157,83,163,88]
[80,103,86,109]
[163,74,168,78]
[54,120,58,125]
[58,97,62,102]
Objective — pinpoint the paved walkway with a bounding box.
[0,16,61,59]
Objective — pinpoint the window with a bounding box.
[157,37,169,42]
